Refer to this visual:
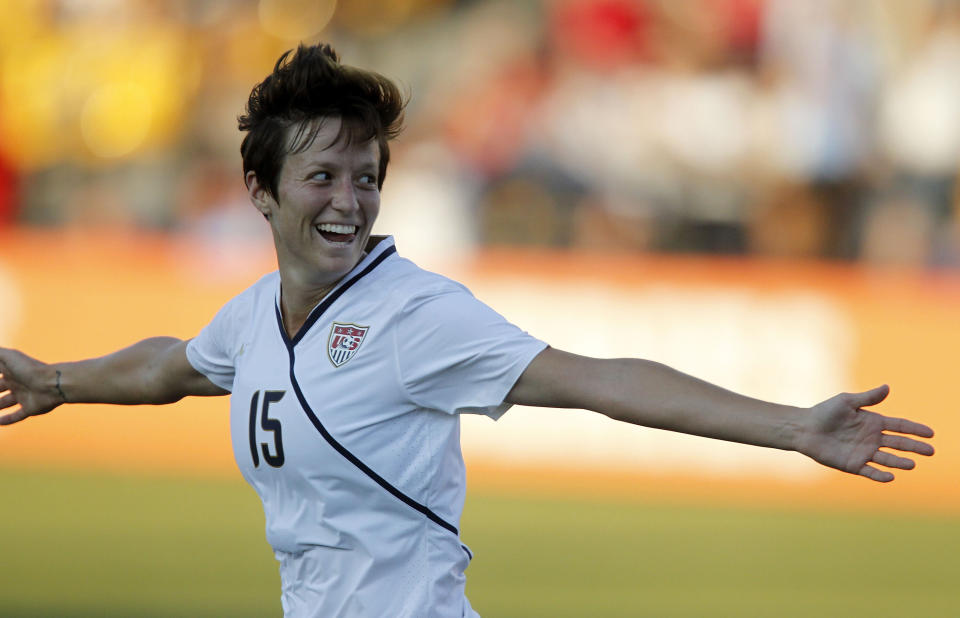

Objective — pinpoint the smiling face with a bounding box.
[246,116,382,292]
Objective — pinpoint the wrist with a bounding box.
[55,369,69,404]
[48,363,71,405]
[777,406,807,453]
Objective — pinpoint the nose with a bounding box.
[331,177,358,213]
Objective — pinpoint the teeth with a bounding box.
[316,223,357,235]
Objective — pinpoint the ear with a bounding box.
[245,170,276,220]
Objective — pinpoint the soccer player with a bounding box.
[0,44,935,617]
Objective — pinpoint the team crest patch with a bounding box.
[327,323,369,367]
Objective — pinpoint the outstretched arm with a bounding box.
[506,348,934,482]
[0,338,228,426]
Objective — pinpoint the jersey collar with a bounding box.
[275,236,398,348]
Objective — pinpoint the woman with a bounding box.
[0,44,935,617]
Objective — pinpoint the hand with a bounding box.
[0,348,65,426]
[797,385,935,482]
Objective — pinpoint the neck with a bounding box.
[279,279,338,338]
[274,243,376,337]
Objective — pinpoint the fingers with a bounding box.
[858,463,894,483]
[848,384,890,409]
[881,433,935,456]
[882,416,934,439]
[0,408,28,426]
[847,386,935,440]
[871,450,915,470]
[0,377,27,424]
[0,391,18,411]
[859,442,931,482]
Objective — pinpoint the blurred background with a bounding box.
[0,1,958,616]
[1,0,959,264]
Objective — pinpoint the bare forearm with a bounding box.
[588,358,802,451]
[1,337,225,426]
[56,337,199,405]
[509,350,804,451]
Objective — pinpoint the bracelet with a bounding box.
[55,369,69,403]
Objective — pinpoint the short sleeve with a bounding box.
[395,284,547,419]
[185,294,248,392]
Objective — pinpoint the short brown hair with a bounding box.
[238,43,406,197]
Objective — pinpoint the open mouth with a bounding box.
[316,223,358,243]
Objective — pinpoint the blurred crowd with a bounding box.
[1,0,959,268]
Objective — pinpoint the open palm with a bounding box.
[797,385,935,482]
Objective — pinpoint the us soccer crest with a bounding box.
[327,322,369,367]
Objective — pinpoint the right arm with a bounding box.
[0,337,228,426]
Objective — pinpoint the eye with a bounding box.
[358,174,378,186]
[311,171,331,181]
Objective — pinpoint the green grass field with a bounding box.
[0,466,956,617]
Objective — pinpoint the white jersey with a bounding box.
[186,236,546,617]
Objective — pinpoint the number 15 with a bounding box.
[249,390,286,468]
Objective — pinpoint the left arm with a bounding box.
[506,348,935,482]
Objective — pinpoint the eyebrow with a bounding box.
[298,159,379,178]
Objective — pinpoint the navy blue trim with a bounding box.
[461,544,473,561]
[275,302,293,348]
[289,246,396,346]
[248,391,261,468]
[273,245,459,537]
[287,356,459,536]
